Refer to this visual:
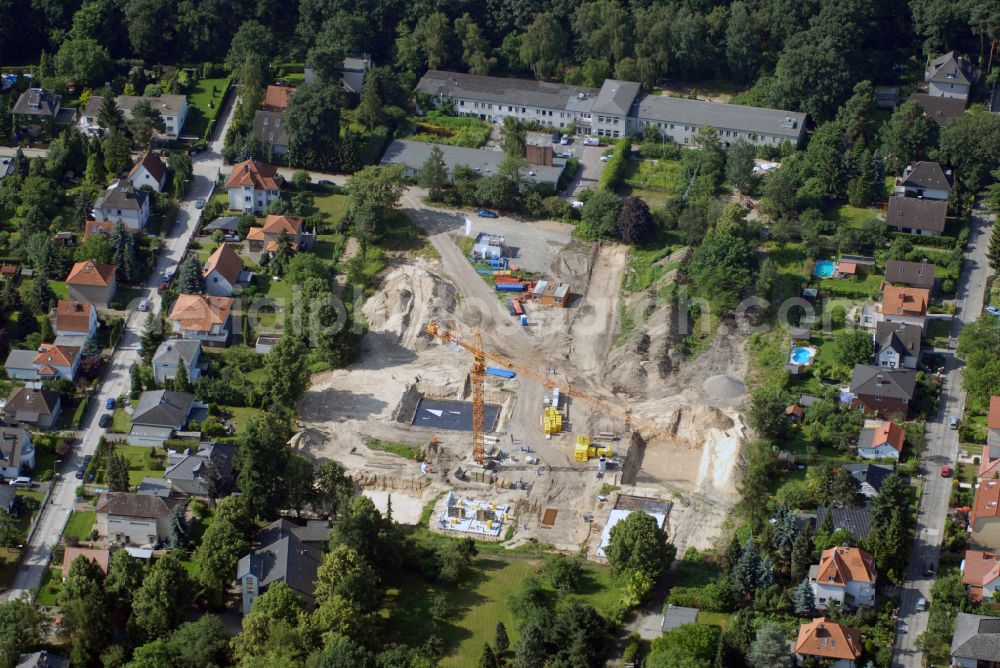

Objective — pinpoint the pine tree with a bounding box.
[495,621,509,657]
[84,152,105,185]
[81,335,99,358]
[478,644,499,668]
[731,539,761,599]
[790,526,815,583]
[168,504,188,548]
[110,220,136,283]
[792,578,815,615]
[722,535,742,574]
[106,453,130,492]
[418,145,449,201]
[140,313,164,363]
[747,623,793,668]
[357,77,383,131]
[176,255,204,295]
[988,219,1000,276]
[174,361,191,393]
[756,555,775,589]
[129,363,143,398]
[98,95,125,133]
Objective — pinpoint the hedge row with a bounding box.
[893,231,960,250]
[598,137,632,191]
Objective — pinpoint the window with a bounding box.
[263,116,269,126]
[459,100,464,106]
[245,196,251,202]
[874,395,882,401]
[275,118,280,128]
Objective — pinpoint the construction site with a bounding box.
[296,200,750,557]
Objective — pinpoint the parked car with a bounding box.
[940,465,952,478]
[319,180,335,186]
[476,209,498,218]
[162,268,175,281]
[8,476,31,487]
[98,414,112,428]
[75,455,92,480]
[138,298,149,312]
[949,416,960,429]
[559,135,570,145]
[195,197,205,209]
[105,397,115,410]
[600,154,611,162]
[551,130,561,143]
[557,152,572,158]
[986,306,1000,315]
[916,596,928,611]
[583,137,600,146]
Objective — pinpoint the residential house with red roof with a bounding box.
[61,547,110,579]
[127,150,168,193]
[809,546,877,610]
[988,396,1000,447]
[65,260,116,308]
[4,343,81,382]
[168,294,234,347]
[879,284,930,331]
[794,618,863,668]
[971,480,1000,550]
[202,244,243,297]
[857,419,906,461]
[51,300,98,340]
[246,214,311,255]
[226,160,282,215]
[962,550,1000,602]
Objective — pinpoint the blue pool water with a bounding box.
[813,260,835,278]
[790,347,816,365]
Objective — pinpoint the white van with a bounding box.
[8,476,31,487]
[916,597,928,611]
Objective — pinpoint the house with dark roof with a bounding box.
[895,162,952,201]
[252,109,289,155]
[164,443,235,497]
[815,507,873,541]
[304,54,371,93]
[661,605,698,632]
[884,260,936,290]
[95,492,183,546]
[128,390,194,447]
[961,550,1000,603]
[203,216,240,235]
[950,613,1000,667]
[843,463,894,498]
[227,160,282,215]
[12,88,74,136]
[910,93,966,127]
[925,51,972,100]
[2,387,62,430]
[202,244,243,296]
[80,95,188,138]
[0,427,35,479]
[93,179,151,232]
[885,196,948,235]
[127,151,168,193]
[236,519,331,615]
[850,365,917,417]
[151,340,202,385]
[874,321,921,370]
[65,260,116,308]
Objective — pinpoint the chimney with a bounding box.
[875,374,884,385]
[74,301,82,311]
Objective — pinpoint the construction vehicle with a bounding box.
[424,321,670,464]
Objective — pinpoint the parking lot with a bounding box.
[524,131,609,197]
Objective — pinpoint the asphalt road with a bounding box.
[892,205,994,666]
[3,89,239,602]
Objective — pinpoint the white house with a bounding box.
[95,493,181,547]
[857,420,906,461]
[925,51,972,100]
[226,160,282,215]
[93,179,151,233]
[874,322,921,370]
[202,244,243,297]
[809,546,877,610]
[4,344,81,382]
[52,300,98,339]
[795,618,863,668]
[879,285,929,332]
[151,340,202,385]
[127,151,168,193]
[80,95,189,138]
[0,427,35,479]
[893,162,952,201]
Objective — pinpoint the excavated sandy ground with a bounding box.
[297,208,749,555]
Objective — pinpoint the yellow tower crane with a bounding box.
[424,322,671,464]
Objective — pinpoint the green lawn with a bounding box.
[383,555,619,668]
[50,281,68,299]
[622,158,682,194]
[0,547,21,591]
[263,276,293,302]
[926,318,953,346]
[226,406,262,432]
[307,188,349,227]
[825,203,881,230]
[113,445,168,486]
[407,111,491,148]
[63,511,96,541]
[185,77,230,139]
[367,438,423,460]
[110,408,131,433]
[313,234,343,264]
[35,567,64,605]
[697,611,731,629]
[109,286,142,310]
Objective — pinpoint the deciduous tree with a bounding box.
[605,508,674,580]
[129,552,193,641]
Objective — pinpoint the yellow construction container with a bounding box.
[542,406,563,435]
[574,435,590,462]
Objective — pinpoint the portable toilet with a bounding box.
[520,314,528,326]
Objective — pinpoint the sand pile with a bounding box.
[702,374,747,401]
[363,265,457,350]
[676,405,744,491]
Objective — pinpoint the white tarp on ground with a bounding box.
[596,509,667,558]
[437,491,510,536]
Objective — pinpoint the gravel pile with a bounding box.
[702,374,747,400]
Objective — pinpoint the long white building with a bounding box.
[416,70,807,148]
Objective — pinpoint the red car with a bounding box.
[940,465,952,478]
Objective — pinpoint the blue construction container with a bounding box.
[496,283,525,292]
[520,314,528,326]
[486,367,516,379]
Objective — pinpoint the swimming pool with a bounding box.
[813,260,835,278]
[790,346,817,365]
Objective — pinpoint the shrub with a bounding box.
[598,137,632,191]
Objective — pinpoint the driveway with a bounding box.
[892,205,994,667]
[3,87,239,602]
[568,144,608,196]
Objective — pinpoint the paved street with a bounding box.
[3,89,238,602]
[892,205,994,667]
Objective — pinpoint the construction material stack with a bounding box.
[543,407,562,435]
[574,435,590,462]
